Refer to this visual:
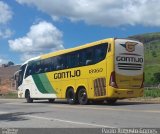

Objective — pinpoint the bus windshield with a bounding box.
[17,64,27,87]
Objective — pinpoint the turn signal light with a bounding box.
[109,71,118,88]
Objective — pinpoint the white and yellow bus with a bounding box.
[16,38,144,105]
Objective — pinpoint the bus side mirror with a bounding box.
[86,60,93,65]
[14,75,16,80]
[14,71,20,81]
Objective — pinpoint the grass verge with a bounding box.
[144,88,160,98]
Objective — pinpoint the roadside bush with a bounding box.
[144,88,160,98]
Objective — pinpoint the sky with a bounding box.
[0,0,160,64]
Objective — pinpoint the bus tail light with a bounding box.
[109,71,118,88]
[140,72,144,88]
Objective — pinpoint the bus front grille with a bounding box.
[118,63,142,70]
[94,78,106,96]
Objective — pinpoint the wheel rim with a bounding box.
[27,92,30,99]
[26,91,33,103]
[79,90,87,104]
[67,88,76,104]
[68,91,74,100]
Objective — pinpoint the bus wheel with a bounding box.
[48,99,55,103]
[26,91,33,103]
[106,98,117,105]
[78,88,88,105]
[66,88,76,104]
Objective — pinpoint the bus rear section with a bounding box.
[108,39,144,99]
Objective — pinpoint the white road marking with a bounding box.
[48,104,160,114]
[4,101,160,113]
[24,115,115,128]
[0,110,115,128]
[5,102,37,105]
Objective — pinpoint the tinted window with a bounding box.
[43,58,53,72]
[18,64,27,86]
[25,62,34,78]
[54,55,65,70]
[94,43,108,63]
[24,43,108,77]
[67,52,80,68]
[83,47,94,65]
[34,61,42,74]
[80,43,108,66]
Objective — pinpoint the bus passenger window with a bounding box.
[44,67,49,72]
[25,63,34,78]
[94,43,108,63]
[86,60,93,65]
[54,55,66,70]
[50,57,56,71]
[34,61,42,74]
[43,58,52,72]
[95,48,104,62]
[61,55,67,69]
[67,52,79,68]
[85,48,94,65]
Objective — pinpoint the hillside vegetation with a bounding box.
[129,32,160,86]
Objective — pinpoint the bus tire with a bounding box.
[48,99,55,103]
[106,98,117,105]
[25,90,33,103]
[66,88,76,104]
[78,88,88,105]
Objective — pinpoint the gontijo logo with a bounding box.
[120,42,138,52]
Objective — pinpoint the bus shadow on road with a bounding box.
[0,111,46,122]
[104,101,158,106]
[26,99,68,104]
[26,99,158,106]
[95,101,156,106]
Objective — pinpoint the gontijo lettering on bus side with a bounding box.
[116,56,143,63]
[54,70,81,79]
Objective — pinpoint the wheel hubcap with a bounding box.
[79,91,86,102]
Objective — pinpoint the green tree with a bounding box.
[7,61,14,66]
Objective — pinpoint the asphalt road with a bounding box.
[0,99,160,128]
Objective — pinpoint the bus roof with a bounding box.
[41,38,114,59]
[21,37,142,65]
[21,56,40,66]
